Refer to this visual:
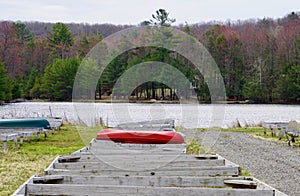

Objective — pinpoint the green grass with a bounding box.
[180,126,300,146]
[220,127,262,134]
[0,125,103,196]
[186,138,206,154]
[186,138,216,154]
[221,127,300,146]
[76,125,105,145]
[240,167,252,176]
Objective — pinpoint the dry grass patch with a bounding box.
[0,125,102,195]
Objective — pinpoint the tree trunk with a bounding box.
[146,89,149,99]
[135,88,138,100]
[99,84,101,100]
[151,82,156,99]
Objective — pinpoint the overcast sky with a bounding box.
[0,0,299,25]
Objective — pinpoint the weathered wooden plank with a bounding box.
[33,175,64,184]
[194,154,219,159]
[0,133,18,150]
[26,184,275,196]
[71,155,224,169]
[58,155,81,163]
[0,127,41,133]
[116,119,175,129]
[44,175,246,187]
[0,133,18,141]
[53,158,225,170]
[90,140,186,149]
[224,179,257,189]
[72,153,219,161]
[262,121,288,135]
[0,128,49,147]
[0,128,49,140]
[65,157,224,165]
[45,165,240,177]
[90,146,187,153]
[87,140,187,155]
[72,150,190,157]
[89,145,186,153]
[61,152,221,160]
[91,147,185,152]
[53,154,227,171]
[75,142,186,153]
[19,132,33,144]
[73,150,186,156]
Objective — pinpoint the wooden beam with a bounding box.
[224,179,257,189]
[45,165,240,177]
[73,153,219,162]
[41,175,247,187]
[53,158,225,170]
[58,155,81,163]
[26,184,275,196]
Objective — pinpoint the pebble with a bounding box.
[183,130,300,196]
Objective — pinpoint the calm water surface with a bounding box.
[0,102,299,128]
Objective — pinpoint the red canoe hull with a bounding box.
[96,129,185,144]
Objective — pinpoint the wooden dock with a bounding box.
[0,117,63,150]
[13,139,287,196]
[263,120,300,145]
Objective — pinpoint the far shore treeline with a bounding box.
[0,10,300,103]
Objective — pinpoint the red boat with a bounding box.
[96,129,185,144]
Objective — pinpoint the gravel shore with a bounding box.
[183,130,300,196]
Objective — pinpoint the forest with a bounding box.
[0,10,299,103]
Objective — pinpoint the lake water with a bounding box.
[0,102,299,128]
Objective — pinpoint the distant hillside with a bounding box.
[0,11,300,103]
[23,21,133,37]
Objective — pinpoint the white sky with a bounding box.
[0,0,299,25]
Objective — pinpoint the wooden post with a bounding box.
[263,127,267,134]
[37,132,40,141]
[20,135,24,146]
[3,140,7,150]
[14,137,17,148]
[44,130,48,138]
